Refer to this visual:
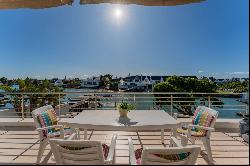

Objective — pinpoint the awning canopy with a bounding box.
[0,0,203,9]
[0,0,73,9]
[80,0,203,6]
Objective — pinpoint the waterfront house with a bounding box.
[118,75,160,91]
[54,79,64,87]
[118,75,198,91]
[81,76,101,88]
[10,83,19,91]
[214,79,227,84]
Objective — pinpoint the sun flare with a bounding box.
[114,7,123,20]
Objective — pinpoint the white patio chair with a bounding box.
[175,106,219,162]
[49,134,118,165]
[128,136,201,165]
[32,105,80,164]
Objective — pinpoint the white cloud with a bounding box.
[229,72,249,75]
[198,70,204,73]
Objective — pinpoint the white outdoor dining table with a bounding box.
[63,110,179,144]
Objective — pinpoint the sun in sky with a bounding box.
[114,7,122,19]
[110,5,126,25]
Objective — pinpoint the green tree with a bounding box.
[0,77,8,85]
[0,78,63,117]
[100,74,113,89]
[217,81,249,93]
[153,76,221,116]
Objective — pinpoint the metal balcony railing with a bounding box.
[0,92,248,119]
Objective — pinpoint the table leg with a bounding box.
[84,128,88,140]
[172,127,177,137]
[169,127,177,146]
[161,129,164,144]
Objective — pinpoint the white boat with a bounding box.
[238,93,249,104]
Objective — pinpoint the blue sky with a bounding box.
[0,0,249,79]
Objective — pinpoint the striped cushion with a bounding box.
[59,143,110,160]
[36,109,58,128]
[135,148,143,165]
[190,107,215,136]
[134,148,191,165]
[153,152,191,161]
[47,127,72,138]
[102,143,110,160]
[177,127,206,137]
[35,108,72,138]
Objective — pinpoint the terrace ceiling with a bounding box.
[0,0,203,9]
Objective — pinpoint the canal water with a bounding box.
[0,88,248,119]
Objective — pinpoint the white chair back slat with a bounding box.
[49,139,105,165]
[143,160,186,165]
[63,159,102,165]
[141,146,201,165]
[58,146,99,154]
[61,153,99,160]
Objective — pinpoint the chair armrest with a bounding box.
[106,134,117,164]
[36,125,64,138]
[170,137,183,147]
[66,133,77,140]
[74,128,81,140]
[188,124,215,131]
[128,137,137,165]
[173,113,178,120]
[36,125,64,130]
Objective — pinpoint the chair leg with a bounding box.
[190,137,195,145]
[180,135,188,146]
[202,138,213,162]
[36,139,48,164]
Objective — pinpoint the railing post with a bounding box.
[21,94,24,120]
[95,94,97,110]
[114,94,117,109]
[58,93,61,117]
[170,95,173,116]
[246,104,248,115]
[208,96,211,108]
[133,94,136,104]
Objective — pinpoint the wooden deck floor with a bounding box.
[0,129,248,165]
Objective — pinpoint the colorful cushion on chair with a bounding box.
[36,109,58,128]
[135,148,143,165]
[102,143,110,160]
[59,143,110,160]
[46,126,72,138]
[153,152,191,161]
[192,107,214,127]
[190,107,215,136]
[134,148,191,165]
[176,127,206,137]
